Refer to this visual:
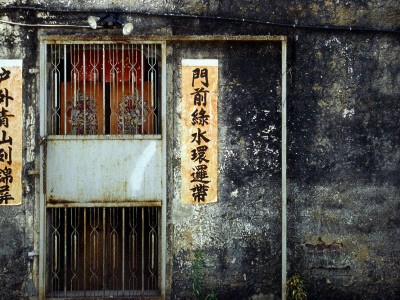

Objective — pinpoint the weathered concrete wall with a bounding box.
[287,31,400,299]
[0,10,39,299]
[0,0,399,299]
[167,41,282,299]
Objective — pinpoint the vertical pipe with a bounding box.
[281,39,287,300]
[161,41,167,299]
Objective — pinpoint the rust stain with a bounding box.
[305,237,344,251]
[47,195,161,205]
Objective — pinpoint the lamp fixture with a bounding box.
[87,15,100,29]
[122,22,134,35]
[87,13,134,35]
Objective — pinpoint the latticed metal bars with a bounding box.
[48,43,161,136]
[44,40,164,299]
[45,42,162,298]
[47,207,159,298]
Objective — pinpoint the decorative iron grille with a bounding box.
[47,207,160,298]
[48,43,161,135]
[43,41,164,299]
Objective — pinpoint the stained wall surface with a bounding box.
[0,1,399,299]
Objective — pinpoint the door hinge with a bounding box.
[39,134,48,145]
[29,68,39,74]
[28,250,39,260]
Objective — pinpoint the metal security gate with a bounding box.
[39,38,166,300]
[47,207,159,298]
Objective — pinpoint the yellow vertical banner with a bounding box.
[181,59,218,204]
[0,60,22,205]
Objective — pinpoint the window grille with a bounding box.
[47,43,161,135]
[47,207,159,298]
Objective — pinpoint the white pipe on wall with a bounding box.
[281,39,287,300]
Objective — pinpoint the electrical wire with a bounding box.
[0,19,90,28]
[0,5,399,34]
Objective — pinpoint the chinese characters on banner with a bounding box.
[181,59,218,204]
[0,60,22,205]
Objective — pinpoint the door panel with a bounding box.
[40,40,166,300]
[46,137,162,204]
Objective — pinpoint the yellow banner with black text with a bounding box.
[181,59,218,204]
[0,60,22,205]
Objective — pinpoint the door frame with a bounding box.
[37,35,287,299]
[38,37,167,300]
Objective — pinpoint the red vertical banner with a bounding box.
[0,60,22,205]
[181,59,218,204]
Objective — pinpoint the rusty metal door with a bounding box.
[39,39,166,300]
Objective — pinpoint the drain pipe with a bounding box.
[281,39,287,300]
